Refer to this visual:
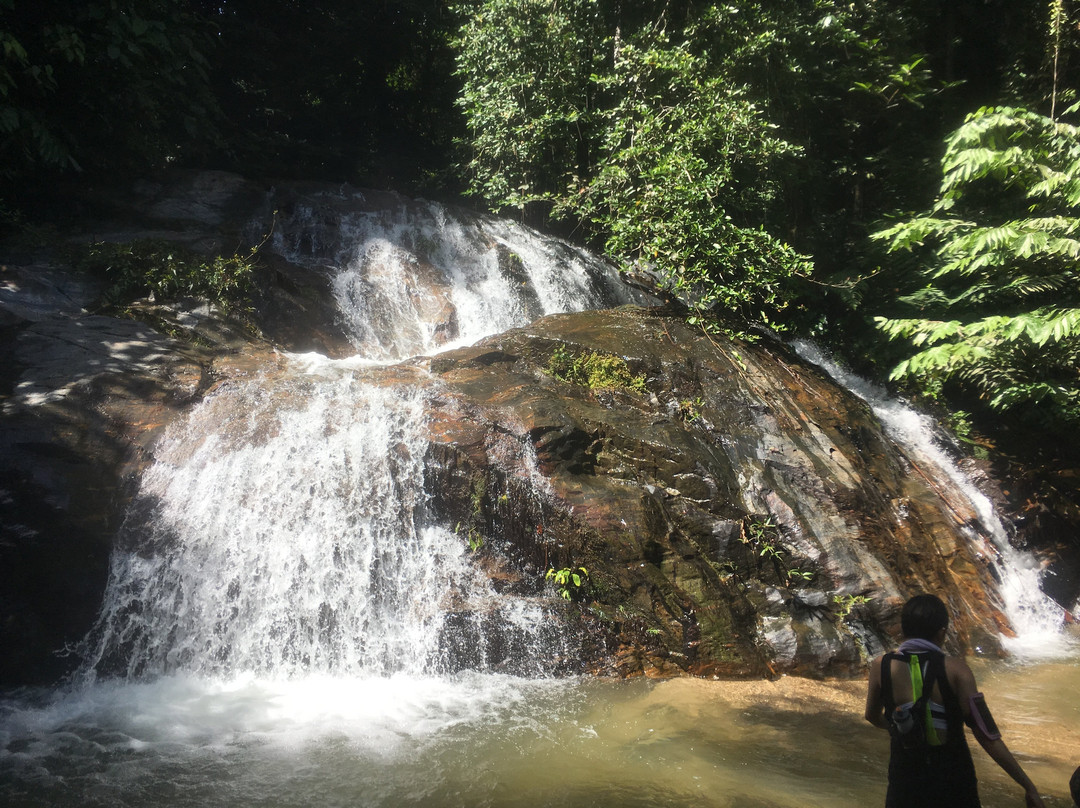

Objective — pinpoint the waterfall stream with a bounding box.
[77,198,645,684]
[78,379,572,682]
[791,340,1071,656]
[276,196,644,360]
[2,198,1077,808]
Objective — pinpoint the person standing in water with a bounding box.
[864,593,1045,807]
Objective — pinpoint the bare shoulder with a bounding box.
[944,654,975,678]
[864,653,886,725]
[945,655,979,702]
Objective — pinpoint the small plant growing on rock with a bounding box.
[678,396,704,422]
[739,516,815,587]
[833,593,871,621]
[454,522,485,553]
[453,477,491,554]
[70,238,257,313]
[546,565,590,600]
[548,345,647,394]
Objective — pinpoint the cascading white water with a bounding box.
[791,340,1070,657]
[88,379,418,678]
[78,362,573,685]
[276,196,646,359]
[69,196,648,687]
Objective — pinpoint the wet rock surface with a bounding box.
[0,264,215,684]
[417,307,1012,677]
[0,171,1065,685]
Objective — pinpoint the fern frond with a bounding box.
[934,219,1080,275]
[872,216,969,251]
[1043,307,1080,343]
[874,316,965,345]
[873,105,1080,425]
[941,146,1028,192]
[897,286,953,308]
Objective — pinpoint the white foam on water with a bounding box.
[792,340,1072,659]
[2,673,563,754]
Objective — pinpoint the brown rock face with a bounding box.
[0,268,218,685]
[416,306,1010,678]
[0,293,1020,683]
[0,171,1043,685]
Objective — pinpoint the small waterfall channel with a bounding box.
[1,197,1077,808]
[792,341,1073,657]
[274,193,639,361]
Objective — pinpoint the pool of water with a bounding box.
[3,652,1078,808]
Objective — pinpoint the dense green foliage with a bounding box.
[1,0,462,198]
[71,239,256,313]
[874,106,1080,427]
[453,0,987,326]
[3,0,1079,463]
[192,0,461,187]
[456,0,808,323]
[0,0,216,181]
[569,35,811,326]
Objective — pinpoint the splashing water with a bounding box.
[791,340,1070,657]
[276,197,646,359]
[77,369,572,684]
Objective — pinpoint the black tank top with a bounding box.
[880,650,981,808]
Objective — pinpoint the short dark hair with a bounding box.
[901,594,950,640]
[1070,764,1079,806]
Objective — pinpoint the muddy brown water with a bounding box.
[2,649,1077,808]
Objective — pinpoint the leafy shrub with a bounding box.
[546,566,589,601]
[455,0,811,328]
[71,239,256,312]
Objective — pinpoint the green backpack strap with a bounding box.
[907,654,944,746]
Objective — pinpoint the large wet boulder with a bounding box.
[3,270,1013,682]
[0,170,1069,685]
[418,307,1012,677]
[0,262,216,685]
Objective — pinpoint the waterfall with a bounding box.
[77,370,571,683]
[74,197,650,685]
[274,195,647,359]
[791,340,1070,657]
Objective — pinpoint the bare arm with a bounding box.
[864,654,889,729]
[947,658,1045,808]
[974,734,1045,808]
